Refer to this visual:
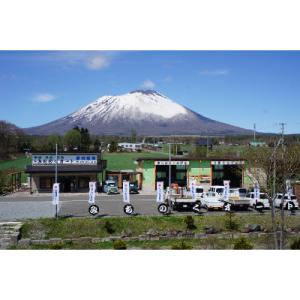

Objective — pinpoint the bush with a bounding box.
[184,216,197,230]
[233,238,253,250]
[172,241,193,250]
[104,220,115,234]
[224,213,239,231]
[290,239,300,250]
[113,240,127,250]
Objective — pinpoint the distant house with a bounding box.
[118,142,143,152]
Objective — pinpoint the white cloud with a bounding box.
[141,79,156,89]
[85,54,111,70]
[199,69,229,76]
[34,93,56,103]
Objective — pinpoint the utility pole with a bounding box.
[253,123,256,142]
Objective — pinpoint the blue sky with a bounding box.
[0,50,300,133]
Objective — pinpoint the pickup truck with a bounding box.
[169,189,201,212]
[103,180,119,195]
[221,188,250,210]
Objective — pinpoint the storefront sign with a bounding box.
[286,180,293,200]
[154,161,189,166]
[32,154,97,165]
[211,161,245,166]
[223,180,230,201]
[52,183,60,205]
[156,181,164,203]
[88,182,96,204]
[122,181,130,203]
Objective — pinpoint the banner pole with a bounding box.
[55,143,58,219]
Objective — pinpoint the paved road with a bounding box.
[0,193,299,221]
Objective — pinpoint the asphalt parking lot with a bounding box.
[0,193,299,221]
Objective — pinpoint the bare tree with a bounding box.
[245,143,300,249]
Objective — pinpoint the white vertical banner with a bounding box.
[52,183,60,205]
[156,181,164,203]
[223,180,230,201]
[190,179,197,200]
[286,180,292,200]
[88,182,96,204]
[254,182,260,203]
[122,181,130,203]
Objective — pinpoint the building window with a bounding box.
[78,177,90,189]
[40,177,53,189]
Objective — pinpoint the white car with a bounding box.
[274,194,299,210]
[208,186,224,198]
[195,186,205,199]
[201,192,224,210]
[246,192,270,209]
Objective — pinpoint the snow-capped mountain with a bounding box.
[25,90,252,136]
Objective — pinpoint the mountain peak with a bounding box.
[129,89,162,96]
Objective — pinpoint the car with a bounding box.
[274,193,299,210]
[201,192,224,210]
[103,180,119,194]
[195,186,205,199]
[129,181,139,194]
[246,192,270,209]
[208,186,225,198]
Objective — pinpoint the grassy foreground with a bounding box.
[15,214,300,250]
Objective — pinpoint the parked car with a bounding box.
[208,186,224,197]
[195,186,205,199]
[103,180,119,194]
[246,192,270,209]
[274,193,299,210]
[129,181,139,194]
[201,192,224,210]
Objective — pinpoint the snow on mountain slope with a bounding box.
[24,90,252,136]
[69,90,188,123]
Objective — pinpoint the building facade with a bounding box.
[136,157,253,192]
[25,153,106,193]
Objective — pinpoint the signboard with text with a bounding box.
[32,154,97,165]
[122,181,130,203]
[223,180,230,202]
[88,182,96,204]
[156,181,164,203]
[154,161,189,166]
[52,183,60,205]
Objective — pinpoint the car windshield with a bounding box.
[260,194,268,199]
[206,192,216,197]
[277,195,283,199]
[216,188,224,193]
[196,188,204,193]
[239,189,247,194]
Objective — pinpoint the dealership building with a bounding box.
[136,156,252,192]
[25,153,106,193]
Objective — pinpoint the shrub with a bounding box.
[233,238,253,250]
[113,240,127,250]
[172,241,193,250]
[104,220,115,234]
[184,216,197,230]
[290,239,300,250]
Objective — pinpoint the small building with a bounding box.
[136,156,252,192]
[118,143,143,152]
[25,153,106,193]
